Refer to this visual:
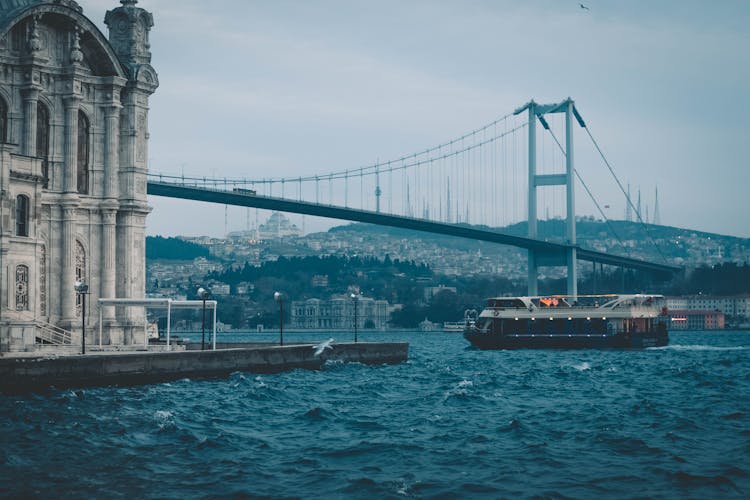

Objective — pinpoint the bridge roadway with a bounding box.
[147,181,680,277]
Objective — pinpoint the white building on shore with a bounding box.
[291,296,390,330]
[666,295,750,326]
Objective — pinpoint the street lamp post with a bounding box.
[198,287,210,350]
[74,281,89,355]
[274,291,284,345]
[350,293,359,343]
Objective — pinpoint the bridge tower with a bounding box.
[515,98,585,299]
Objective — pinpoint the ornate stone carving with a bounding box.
[40,245,47,316]
[53,0,83,13]
[28,15,43,53]
[70,26,83,64]
[105,0,155,75]
[15,265,29,311]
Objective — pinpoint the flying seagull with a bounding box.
[580,3,590,10]
[312,338,335,357]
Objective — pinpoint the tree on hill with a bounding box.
[146,236,209,260]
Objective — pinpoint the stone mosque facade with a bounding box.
[0,0,157,351]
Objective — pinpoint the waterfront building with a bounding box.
[0,0,158,351]
[669,310,725,331]
[667,295,750,325]
[291,296,390,330]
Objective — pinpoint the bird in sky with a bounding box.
[580,3,590,10]
[312,338,335,356]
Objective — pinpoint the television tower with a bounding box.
[375,167,382,213]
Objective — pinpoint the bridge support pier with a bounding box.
[567,248,577,299]
[527,250,538,296]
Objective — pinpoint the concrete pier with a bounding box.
[0,342,408,393]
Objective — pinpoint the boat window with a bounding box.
[476,318,493,333]
[487,298,525,308]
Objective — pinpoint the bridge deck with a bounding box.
[147,181,680,277]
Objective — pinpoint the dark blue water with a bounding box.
[2,331,749,499]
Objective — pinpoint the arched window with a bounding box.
[15,194,29,236]
[75,240,85,316]
[15,265,29,311]
[37,102,49,188]
[0,96,7,144]
[77,110,89,194]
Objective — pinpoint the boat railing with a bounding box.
[487,294,665,312]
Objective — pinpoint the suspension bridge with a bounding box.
[147,98,680,297]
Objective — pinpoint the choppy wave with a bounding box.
[651,344,750,351]
[1,330,749,498]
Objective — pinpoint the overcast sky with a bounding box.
[83,0,750,238]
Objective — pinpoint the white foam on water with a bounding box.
[650,345,750,352]
[573,362,592,371]
[154,410,173,420]
[154,410,175,430]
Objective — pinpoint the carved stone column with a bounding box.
[101,209,117,320]
[21,87,39,157]
[63,95,80,193]
[104,104,121,199]
[60,205,77,323]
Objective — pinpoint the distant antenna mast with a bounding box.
[375,166,382,213]
[653,186,661,225]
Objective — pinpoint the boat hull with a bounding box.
[463,329,668,350]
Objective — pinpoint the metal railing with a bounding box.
[33,320,74,345]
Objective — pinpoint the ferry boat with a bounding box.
[464,294,669,349]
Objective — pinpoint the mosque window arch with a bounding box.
[77,110,89,194]
[75,240,86,316]
[15,194,29,237]
[37,102,50,188]
[15,265,29,311]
